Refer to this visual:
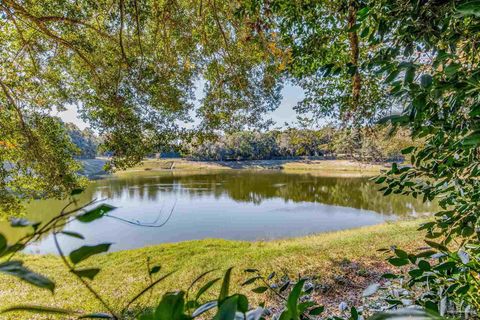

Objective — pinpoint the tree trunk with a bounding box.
[347,0,361,109]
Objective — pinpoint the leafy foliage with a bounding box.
[0,191,446,319]
[66,123,100,159]
[0,0,285,214]
[356,0,480,315]
[237,0,393,125]
[185,126,417,162]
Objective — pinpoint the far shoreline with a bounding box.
[107,158,389,177]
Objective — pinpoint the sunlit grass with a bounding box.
[0,219,425,319]
[116,158,385,177]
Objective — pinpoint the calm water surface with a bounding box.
[0,170,436,253]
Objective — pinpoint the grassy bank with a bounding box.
[116,158,386,177]
[0,220,425,319]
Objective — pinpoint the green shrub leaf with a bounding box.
[72,268,100,280]
[0,261,55,292]
[77,204,116,223]
[61,231,85,240]
[69,243,112,265]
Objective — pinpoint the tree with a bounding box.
[238,0,393,125]
[362,0,480,313]
[65,123,99,159]
[243,0,480,313]
[0,0,286,215]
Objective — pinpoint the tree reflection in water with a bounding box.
[0,170,437,252]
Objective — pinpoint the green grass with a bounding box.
[0,220,425,319]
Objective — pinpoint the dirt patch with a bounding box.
[264,259,396,318]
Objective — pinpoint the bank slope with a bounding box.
[0,219,424,319]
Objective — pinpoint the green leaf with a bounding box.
[242,276,261,286]
[187,268,217,293]
[77,204,116,223]
[150,266,161,275]
[0,243,25,257]
[218,267,232,302]
[456,284,470,294]
[78,313,113,319]
[375,176,386,184]
[377,114,409,125]
[279,280,290,292]
[214,295,238,320]
[457,1,480,17]
[424,240,448,252]
[420,74,433,89]
[357,7,370,17]
[404,66,415,84]
[394,249,408,259]
[434,261,456,272]
[388,258,409,266]
[69,243,111,265]
[420,74,432,88]
[70,188,84,196]
[72,268,100,280]
[385,69,400,83]
[0,234,6,255]
[351,306,359,320]
[418,260,431,271]
[309,306,324,315]
[196,278,221,301]
[0,261,55,292]
[1,305,74,315]
[252,286,268,293]
[444,63,460,75]
[61,231,85,240]
[154,291,190,320]
[401,146,415,155]
[236,294,249,313]
[381,273,401,279]
[469,104,480,117]
[408,269,423,278]
[298,301,315,314]
[192,301,217,318]
[461,131,480,146]
[244,268,258,273]
[286,279,305,319]
[360,27,370,38]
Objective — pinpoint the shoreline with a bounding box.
[1,219,425,318]
[111,158,387,177]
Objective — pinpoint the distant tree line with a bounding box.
[65,123,100,159]
[183,126,419,162]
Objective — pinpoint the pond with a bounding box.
[0,170,436,254]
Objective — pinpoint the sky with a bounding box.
[54,83,306,130]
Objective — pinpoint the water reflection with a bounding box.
[0,170,436,253]
[87,170,434,214]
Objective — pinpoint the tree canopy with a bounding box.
[0,0,288,214]
[1,0,480,317]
